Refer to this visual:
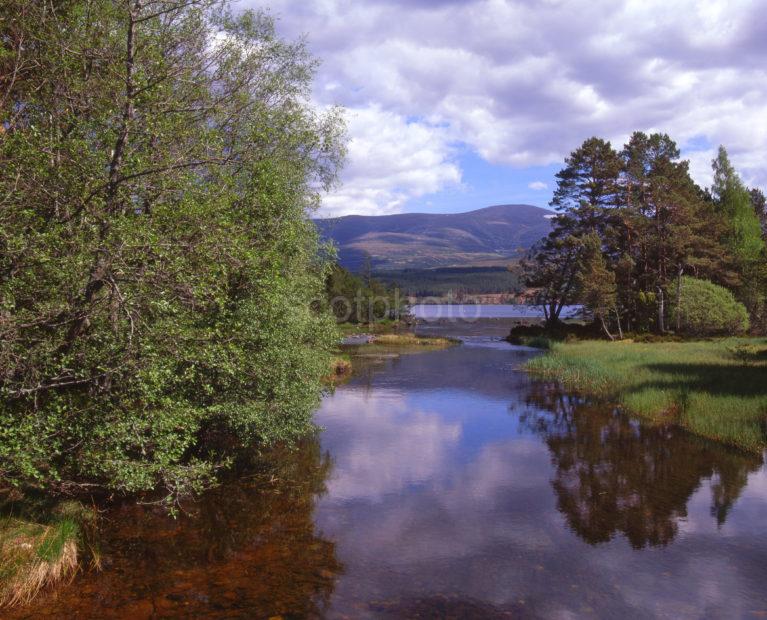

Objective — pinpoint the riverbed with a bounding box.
[10,321,767,618]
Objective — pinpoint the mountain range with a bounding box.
[314,204,554,270]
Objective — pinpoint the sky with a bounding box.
[243,0,767,217]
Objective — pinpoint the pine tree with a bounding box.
[620,133,731,331]
[550,137,622,244]
[578,233,619,339]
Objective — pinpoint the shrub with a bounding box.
[672,277,750,335]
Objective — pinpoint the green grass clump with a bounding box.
[370,334,457,348]
[508,335,554,350]
[525,338,767,451]
[0,501,98,608]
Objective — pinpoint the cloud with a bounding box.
[528,181,548,191]
[319,105,461,216]
[316,388,462,500]
[251,0,767,213]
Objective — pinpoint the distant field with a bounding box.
[375,265,522,298]
[525,338,767,451]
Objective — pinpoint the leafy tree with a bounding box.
[0,1,345,503]
[750,187,766,234]
[712,147,765,263]
[524,138,621,328]
[522,231,582,326]
[620,133,732,331]
[526,133,741,335]
[711,147,766,320]
[671,277,749,335]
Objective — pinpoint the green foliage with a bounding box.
[525,132,758,335]
[672,276,749,335]
[324,264,406,324]
[0,1,345,502]
[577,233,617,337]
[712,146,765,263]
[522,232,583,325]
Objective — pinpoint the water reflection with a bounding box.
[9,440,341,619]
[314,341,767,618]
[519,383,764,548]
[9,333,767,618]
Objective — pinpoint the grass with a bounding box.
[507,335,554,350]
[333,333,459,379]
[325,356,353,384]
[369,333,457,348]
[525,338,767,451]
[0,500,96,607]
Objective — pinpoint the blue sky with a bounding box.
[246,0,767,217]
[405,150,561,214]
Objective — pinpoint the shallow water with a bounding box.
[11,324,767,619]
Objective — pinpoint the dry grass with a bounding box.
[0,517,79,607]
[324,357,353,384]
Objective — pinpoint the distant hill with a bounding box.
[314,204,554,271]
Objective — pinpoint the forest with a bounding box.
[524,134,766,338]
[375,266,522,299]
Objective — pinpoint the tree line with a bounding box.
[376,266,522,299]
[0,0,345,505]
[524,133,765,338]
[324,263,407,324]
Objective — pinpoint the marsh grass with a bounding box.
[325,356,353,384]
[370,334,458,348]
[0,501,97,607]
[525,338,767,451]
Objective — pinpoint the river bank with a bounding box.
[525,338,767,451]
[4,319,767,617]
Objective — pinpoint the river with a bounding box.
[10,320,767,618]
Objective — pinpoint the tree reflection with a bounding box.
[520,383,763,548]
[8,437,342,619]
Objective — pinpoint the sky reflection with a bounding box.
[315,342,767,618]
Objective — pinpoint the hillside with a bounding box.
[314,204,554,270]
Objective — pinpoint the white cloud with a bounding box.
[250,0,767,213]
[316,389,462,500]
[528,181,548,191]
[319,105,461,216]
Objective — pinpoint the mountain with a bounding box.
[314,204,554,270]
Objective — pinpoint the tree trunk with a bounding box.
[657,286,665,333]
[675,265,683,332]
[599,314,615,341]
[614,308,623,340]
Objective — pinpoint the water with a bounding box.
[10,322,767,618]
[411,303,581,321]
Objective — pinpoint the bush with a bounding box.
[0,2,344,504]
[672,277,750,335]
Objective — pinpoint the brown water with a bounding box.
[9,325,767,619]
